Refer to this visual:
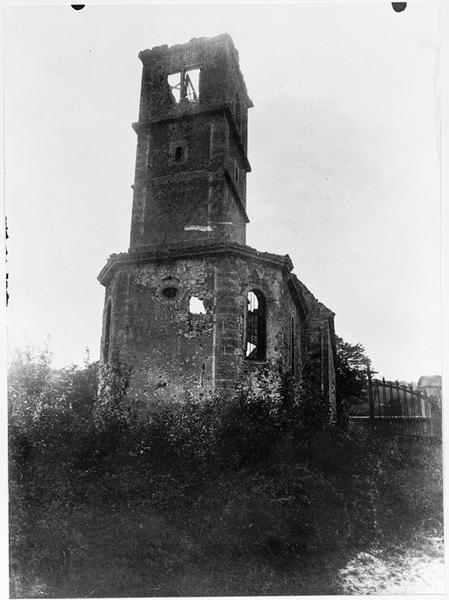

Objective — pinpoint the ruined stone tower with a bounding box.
[98,34,337,410]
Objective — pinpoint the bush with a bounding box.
[8,353,443,597]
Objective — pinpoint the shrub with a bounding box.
[8,352,443,597]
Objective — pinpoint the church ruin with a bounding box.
[98,34,337,410]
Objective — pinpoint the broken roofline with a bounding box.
[138,33,254,109]
[97,242,309,318]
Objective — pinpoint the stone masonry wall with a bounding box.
[139,114,246,247]
[101,251,305,410]
[297,280,337,413]
[99,35,337,415]
[129,34,251,250]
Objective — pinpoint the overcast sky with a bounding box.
[4,1,442,382]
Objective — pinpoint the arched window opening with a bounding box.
[103,300,112,362]
[245,289,267,361]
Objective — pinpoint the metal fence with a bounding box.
[350,371,442,442]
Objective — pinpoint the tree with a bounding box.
[8,346,99,427]
[335,336,373,422]
[8,346,55,425]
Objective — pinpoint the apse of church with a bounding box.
[98,34,336,410]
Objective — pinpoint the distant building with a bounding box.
[417,375,442,403]
[98,34,336,411]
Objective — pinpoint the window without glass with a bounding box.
[169,141,187,164]
[167,68,200,103]
[245,289,267,361]
[174,146,184,161]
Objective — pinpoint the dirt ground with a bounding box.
[338,535,445,595]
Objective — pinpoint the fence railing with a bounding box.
[349,371,442,441]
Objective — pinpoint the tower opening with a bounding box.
[167,68,200,103]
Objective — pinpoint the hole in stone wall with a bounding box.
[168,68,200,103]
[161,286,179,300]
[189,296,206,314]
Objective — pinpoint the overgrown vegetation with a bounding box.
[9,348,443,597]
[335,335,373,422]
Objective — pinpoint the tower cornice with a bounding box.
[98,243,294,287]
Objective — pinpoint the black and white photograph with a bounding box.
[4,1,446,597]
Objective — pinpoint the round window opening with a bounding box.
[161,286,179,300]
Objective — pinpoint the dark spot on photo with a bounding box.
[392,2,407,12]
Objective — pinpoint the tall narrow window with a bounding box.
[169,141,187,164]
[103,300,112,362]
[245,289,267,361]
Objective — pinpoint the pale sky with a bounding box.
[4,1,442,382]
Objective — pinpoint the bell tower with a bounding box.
[98,34,337,414]
[130,34,253,249]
